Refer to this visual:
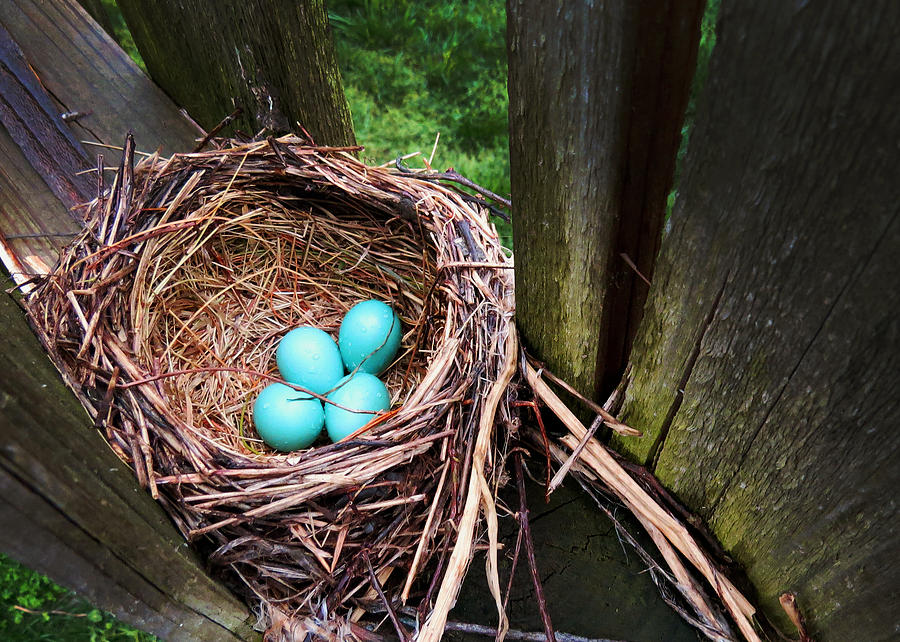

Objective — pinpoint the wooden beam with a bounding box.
[76,0,117,37]
[117,0,355,144]
[0,1,256,636]
[0,21,94,212]
[601,0,704,396]
[0,0,198,157]
[0,0,198,278]
[0,126,79,286]
[507,0,703,402]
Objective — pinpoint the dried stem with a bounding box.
[364,551,408,642]
[514,451,557,642]
[402,617,631,642]
[524,363,758,642]
[779,593,815,642]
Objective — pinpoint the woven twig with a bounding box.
[26,135,515,637]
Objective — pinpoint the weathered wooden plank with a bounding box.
[0,280,258,641]
[0,473,247,642]
[507,0,635,402]
[507,0,702,402]
[117,0,355,145]
[0,0,198,157]
[615,1,900,638]
[0,0,198,279]
[0,2,258,634]
[707,223,900,638]
[0,21,94,212]
[0,125,79,283]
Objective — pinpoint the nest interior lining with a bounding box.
[132,186,440,456]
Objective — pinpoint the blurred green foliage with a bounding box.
[0,553,157,641]
[100,0,146,71]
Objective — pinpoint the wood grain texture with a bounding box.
[117,0,355,145]
[0,0,199,157]
[0,0,197,275]
[0,126,79,282]
[0,22,94,212]
[0,282,258,640]
[0,2,256,635]
[508,0,637,401]
[603,0,704,396]
[615,1,900,638]
[507,0,702,400]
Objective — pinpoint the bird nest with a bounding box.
[26,135,517,638]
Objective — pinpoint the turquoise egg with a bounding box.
[324,373,391,442]
[253,383,324,451]
[338,300,402,375]
[276,326,345,395]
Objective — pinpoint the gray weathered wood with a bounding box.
[0,21,94,212]
[0,281,258,640]
[0,0,199,276]
[117,0,355,145]
[507,0,702,401]
[603,1,704,396]
[0,0,199,157]
[0,125,79,282]
[614,1,900,638]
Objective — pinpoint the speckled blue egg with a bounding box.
[253,383,324,451]
[276,326,344,395]
[324,373,391,442]
[338,300,402,375]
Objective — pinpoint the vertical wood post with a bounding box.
[616,1,900,638]
[117,0,356,144]
[507,0,702,401]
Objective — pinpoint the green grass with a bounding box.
[329,0,508,183]
[0,554,156,641]
[328,0,512,243]
[101,0,146,71]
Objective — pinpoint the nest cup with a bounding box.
[27,136,515,635]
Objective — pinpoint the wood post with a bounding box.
[616,1,900,638]
[117,0,356,144]
[507,0,703,401]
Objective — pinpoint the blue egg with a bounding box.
[324,373,391,442]
[338,300,402,375]
[276,326,345,395]
[253,383,324,451]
